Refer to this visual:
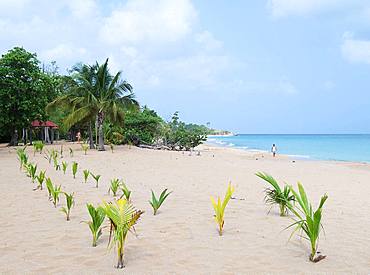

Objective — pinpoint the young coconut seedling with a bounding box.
[287,183,328,263]
[60,145,63,157]
[51,184,62,208]
[53,157,60,171]
[108,178,121,197]
[82,203,106,247]
[83,169,90,183]
[62,161,68,174]
[27,163,38,183]
[102,199,143,268]
[91,173,101,188]
[211,182,235,236]
[120,182,131,201]
[45,177,53,200]
[16,147,28,170]
[72,162,78,179]
[69,147,74,157]
[81,143,89,155]
[149,189,172,215]
[44,149,52,163]
[61,192,75,221]
[33,141,44,156]
[35,170,46,190]
[256,172,295,216]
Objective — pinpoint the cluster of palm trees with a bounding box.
[47,59,139,151]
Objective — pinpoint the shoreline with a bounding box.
[205,139,370,166]
[203,141,370,168]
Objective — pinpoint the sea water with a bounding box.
[207,134,370,163]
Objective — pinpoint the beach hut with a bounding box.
[30,120,59,144]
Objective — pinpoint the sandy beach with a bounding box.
[1,142,370,274]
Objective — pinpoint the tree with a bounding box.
[47,59,139,150]
[0,47,55,145]
[165,112,207,150]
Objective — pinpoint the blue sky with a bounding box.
[1,0,370,133]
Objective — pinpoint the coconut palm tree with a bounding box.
[47,59,139,150]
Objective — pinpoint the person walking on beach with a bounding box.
[76,131,81,143]
[271,144,277,157]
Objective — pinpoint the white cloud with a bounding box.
[99,0,197,45]
[267,0,352,18]
[40,44,87,62]
[341,33,370,64]
[64,0,98,19]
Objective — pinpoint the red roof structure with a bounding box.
[31,120,59,128]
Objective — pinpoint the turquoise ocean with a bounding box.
[207,134,370,163]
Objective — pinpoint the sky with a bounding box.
[1,0,370,134]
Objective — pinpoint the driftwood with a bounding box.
[138,144,172,150]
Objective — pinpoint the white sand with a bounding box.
[1,142,370,274]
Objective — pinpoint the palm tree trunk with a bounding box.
[88,121,95,149]
[98,112,105,151]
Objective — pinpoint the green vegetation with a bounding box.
[44,149,56,163]
[50,183,62,208]
[81,143,89,155]
[33,141,44,155]
[1,46,215,149]
[102,199,143,268]
[0,47,58,145]
[108,178,121,197]
[120,182,131,201]
[83,169,90,183]
[91,173,101,188]
[62,161,68,174]
[17,147,28,170]
[35,170,46,190]
[47,59,139,151]
[53,156,60,171]
[256,172,295,216]
[72,162,78,179]
[211,183,235,236]
[287,183,328,262]
[149,189,172,215]
[165,112,207,150]
[45,177,53,199]
[61,192,74,221]
[83,203,106,247]
[27,163,37,183]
